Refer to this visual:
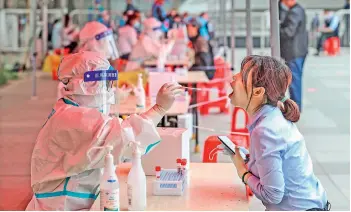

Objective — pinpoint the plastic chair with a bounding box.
[323,37,340,56]
[197,57,232,115]
[202,107,253,199]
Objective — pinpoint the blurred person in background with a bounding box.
[79,21,119,62]
[198,12,214,41]
[279,0,289,23]
[170,14,184,29]
[134,9,143,35]
[198,12,215,62]
[188,19,215,80]
[118,14,139,60]
[100,10,116,30]
[182,12,192,24]
[314,9,340,56]
[167,8,177,29]
[152,0,166,22]
[119,11,129,28]
[62,14,79,53]
[152,0,169,35]
[125,0,137,12]
[56,21,119,101]
[279,0,308,112]
[88,0,105,22]
[310,13,320,48]
[125,17,175,71]
[50,19,62,49]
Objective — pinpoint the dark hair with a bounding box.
[174,14,181,19]
[64,14,70,28]
[126,14,138,26]
[240,55,300,122]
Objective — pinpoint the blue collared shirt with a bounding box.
[326,15,340,31]
[246,105,328,211]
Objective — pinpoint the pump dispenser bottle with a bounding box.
[100,146,120,211]
[135,73,146,110]
[127,142,147,211]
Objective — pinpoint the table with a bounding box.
[110,95,190,116]
[143,57,192,68]
[91,163,248,211]
[177,71,209,153]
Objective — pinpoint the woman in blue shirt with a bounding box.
[229,55,330,211]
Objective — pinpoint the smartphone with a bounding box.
[218,136,236,154]
[218,136,249,160]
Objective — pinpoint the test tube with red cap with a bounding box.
[181,159,187,175]
[155,166,161,180]
[176,158,182,173]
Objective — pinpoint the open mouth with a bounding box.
[228,92,234,98]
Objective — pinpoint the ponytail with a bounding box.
[278,98,300,122]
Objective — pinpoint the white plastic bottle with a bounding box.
[127,142,147,211]
[100,146,120,211]
[135,73,146,109]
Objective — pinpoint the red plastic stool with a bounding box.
[197,84,229,115]
[197,57,232,115]
[324,37,340,56]
[202,107,253,198]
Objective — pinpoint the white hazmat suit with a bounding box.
[125,17,175,71]
[26,51,183,211]
[57,21,119,101]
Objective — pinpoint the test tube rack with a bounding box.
[153,169,187,196]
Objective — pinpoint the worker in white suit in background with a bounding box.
[125,17,175,71]
[57,21,120,101]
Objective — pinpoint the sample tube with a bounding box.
[155,166,161,180]
[181,159,187,175]
[176,158,182,173]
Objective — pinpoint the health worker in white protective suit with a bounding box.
[125,17,175,71]
[26,51,183,211]
[57,21,120,100]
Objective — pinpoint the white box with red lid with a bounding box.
[141,127,190,176]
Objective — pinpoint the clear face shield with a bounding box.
[95,29,119,60]
[83,68,119,116]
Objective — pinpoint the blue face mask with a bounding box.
[134,22,141,29]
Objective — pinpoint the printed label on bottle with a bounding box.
[100,189,119,211]
[127,184,132,207]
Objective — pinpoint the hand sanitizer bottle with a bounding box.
[100,146,120,211]
[127,142,147,211]
[135,73,146,110]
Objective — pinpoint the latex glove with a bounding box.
[156,82,184,112]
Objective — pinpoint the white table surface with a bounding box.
[91,163,248,211]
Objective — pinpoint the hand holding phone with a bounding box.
[218,136,249,160]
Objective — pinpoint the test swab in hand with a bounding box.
[182,86,217,92]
